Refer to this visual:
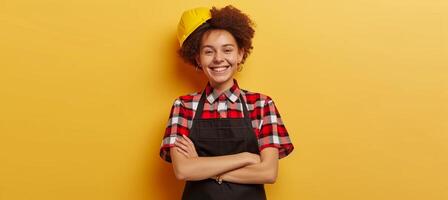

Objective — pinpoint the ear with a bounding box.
[237,49,244,64]
[195,55,201,69]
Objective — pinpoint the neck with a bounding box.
[210,80,234,94]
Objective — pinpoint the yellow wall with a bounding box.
[1,0,447,199]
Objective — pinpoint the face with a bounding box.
[196,29,243,91]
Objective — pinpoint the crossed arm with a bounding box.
[170,134,279,184]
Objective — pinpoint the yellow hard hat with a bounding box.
[177,7,211,47]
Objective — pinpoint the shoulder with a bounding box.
[241,89,274,106]
[173,91,202,110]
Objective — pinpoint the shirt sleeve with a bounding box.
[257,96,294,159]
[159,98,191,163]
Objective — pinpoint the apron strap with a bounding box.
[193,91,207,120]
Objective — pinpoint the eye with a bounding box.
[202,49,214,55]
[224,48,233,53]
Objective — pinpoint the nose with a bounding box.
[213,51,225,63]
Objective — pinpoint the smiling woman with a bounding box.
[160,5,294,200]
[196,29,242,93]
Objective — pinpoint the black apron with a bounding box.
[181,91,267,200]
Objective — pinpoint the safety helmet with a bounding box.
[177,7,211,47]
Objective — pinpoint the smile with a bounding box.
[209,65,230,72]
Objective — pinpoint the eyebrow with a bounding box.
[200,44,236,49]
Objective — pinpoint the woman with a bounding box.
[160,5,294,200]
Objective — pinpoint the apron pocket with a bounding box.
[196,138,246,156]
[196,127,248,139]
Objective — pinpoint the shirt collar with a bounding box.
[204,79,241,104]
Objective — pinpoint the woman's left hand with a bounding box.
[174,134,198,158]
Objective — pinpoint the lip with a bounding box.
[208,65,231,73]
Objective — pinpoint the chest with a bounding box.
[188,99,262,135]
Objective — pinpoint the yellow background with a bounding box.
[1,0,447,199]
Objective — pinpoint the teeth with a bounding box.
[211,66,228,72]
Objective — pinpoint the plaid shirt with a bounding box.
[160,80,294,162]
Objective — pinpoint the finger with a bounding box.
[176,137,196,155]
[179,137,196,153]
[182,134,194,145]
[179,136,194,150]
[177,137,191,148]
[174,140,190,152]
[175,147,189,157]
[174,141,188,150]
[175,137,188,146]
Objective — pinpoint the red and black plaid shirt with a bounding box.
[160,80,294,162]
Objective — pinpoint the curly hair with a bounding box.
[178,5,255,67]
